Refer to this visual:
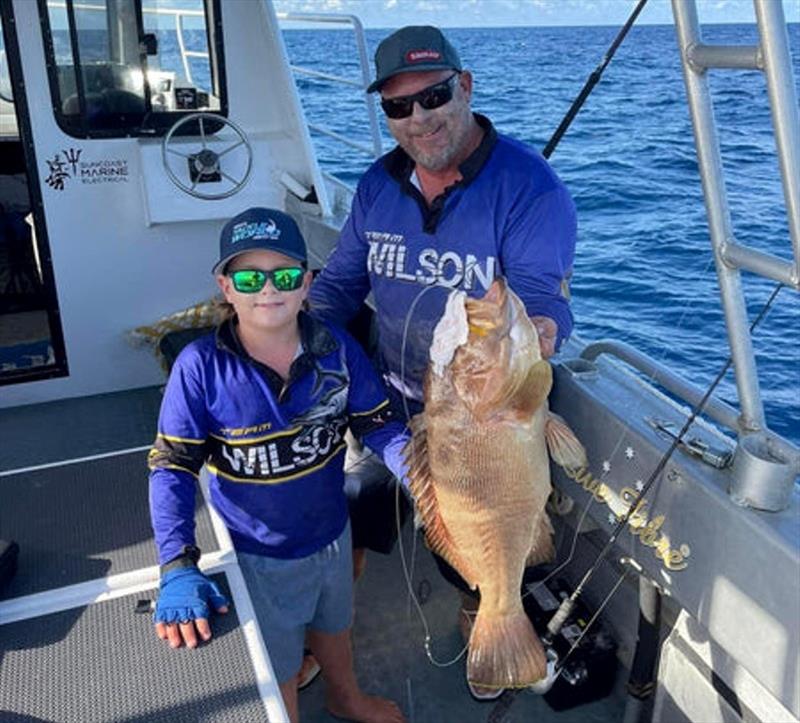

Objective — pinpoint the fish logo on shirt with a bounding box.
[290,352,350,427]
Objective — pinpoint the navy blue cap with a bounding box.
[367,26,462,94]
[213,207,307,275]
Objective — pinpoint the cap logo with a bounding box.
[406,49,441,63]
[231,219,281,244]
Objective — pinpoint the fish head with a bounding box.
[429,278,551,419]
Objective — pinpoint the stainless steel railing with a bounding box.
[671,0,799,508]
[276,12,383,161]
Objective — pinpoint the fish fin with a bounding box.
[403,414,479,590]
[506,359,553,417]
[467,607,548,687]
[526,513,555,568]
[545,412,588,471]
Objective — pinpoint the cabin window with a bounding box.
[39,0,227,138]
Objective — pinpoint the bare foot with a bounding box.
[326,692,405,723]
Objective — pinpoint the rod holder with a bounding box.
[729,433,797,511]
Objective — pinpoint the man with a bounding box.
[309,25,576,700]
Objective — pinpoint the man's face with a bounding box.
[381,69,475,173]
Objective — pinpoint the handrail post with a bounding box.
[348,14,383,158]
[671,0,765,433]
[755,0,800,278]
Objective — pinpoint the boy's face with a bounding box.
[216,249,311,333]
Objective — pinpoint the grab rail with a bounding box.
[672,0,800,507]
[580,339,800,476]
[580,339,740,431]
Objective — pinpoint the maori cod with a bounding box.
[404,278,586,689]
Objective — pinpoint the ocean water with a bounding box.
[281,23,800,446]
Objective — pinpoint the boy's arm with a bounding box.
[148,352,229,648]
[341,331,409,479]
[148,355,210,565]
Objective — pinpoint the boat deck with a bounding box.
[0,386,629,722]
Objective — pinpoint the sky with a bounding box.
[273,0,800,28]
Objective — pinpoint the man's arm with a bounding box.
[501,185,577,355]
[309,184,374,326]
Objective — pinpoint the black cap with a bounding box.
[213,207,306,275]
[367,26,462,94]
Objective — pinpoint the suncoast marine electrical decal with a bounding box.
[43,147,130,190]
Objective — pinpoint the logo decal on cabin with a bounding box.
[406,49,441,63]
[43,148,129,190]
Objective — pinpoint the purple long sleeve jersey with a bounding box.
[148,313,407,564]
[309,115,577,401]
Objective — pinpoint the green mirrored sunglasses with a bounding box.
[228,267,305,293]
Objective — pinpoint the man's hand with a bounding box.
[154,567,229,649]
[530,316,558,359]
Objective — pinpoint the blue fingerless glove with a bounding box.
[154,567,229,625]
[382,433,410,489]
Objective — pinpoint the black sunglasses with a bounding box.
[380,74,459,120]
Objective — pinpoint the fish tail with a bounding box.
[467,608,547,688]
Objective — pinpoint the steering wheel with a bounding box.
[161,112,253,200]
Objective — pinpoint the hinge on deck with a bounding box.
[647,418,733,470]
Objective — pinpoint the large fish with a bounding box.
[404,278,586,689]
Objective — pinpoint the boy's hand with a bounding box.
[382,434,410,489]
[153,567,229,649]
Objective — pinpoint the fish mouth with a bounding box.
[465,279,510,337]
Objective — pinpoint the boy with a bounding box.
[148,207,406,723]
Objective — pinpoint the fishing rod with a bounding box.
[542,0,649,159]
[541,282,784,676]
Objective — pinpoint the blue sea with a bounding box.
[277,23,800,446]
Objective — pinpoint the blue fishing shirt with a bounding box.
[149,312,405,563]
[309,114,576,400]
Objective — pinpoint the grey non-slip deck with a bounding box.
[0,576,266,723]
[0,450,218,600]
[1,386,629,722]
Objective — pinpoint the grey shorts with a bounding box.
[238,522,353,683]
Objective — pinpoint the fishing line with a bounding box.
[520,490,597,604]
[395,283,475,667]
[556,567,630,673]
